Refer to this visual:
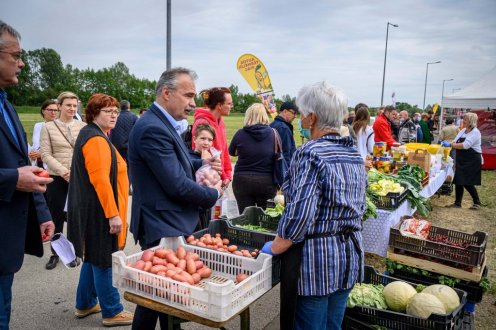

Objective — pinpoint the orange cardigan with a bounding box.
[82,136,129,250]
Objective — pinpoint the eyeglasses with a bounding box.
[287,109,297,115]
[43,108,59,113]
[0,50,23,63]
[100,109,120,115]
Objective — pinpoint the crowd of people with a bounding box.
[0,19,484,330]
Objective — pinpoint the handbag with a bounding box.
[271,128,288,186]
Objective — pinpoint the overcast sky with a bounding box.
[4,0,496,108]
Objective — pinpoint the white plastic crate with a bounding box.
[112,236,272,322]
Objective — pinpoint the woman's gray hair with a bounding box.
[464,112,478,129]
[296,81,348,131]
[0,20,21,50]
[155,67,198,97]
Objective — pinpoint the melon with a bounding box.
[422,284,460,313]
[383,281,417,312]
[407,293,446,319]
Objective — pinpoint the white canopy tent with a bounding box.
[442,66,496,109]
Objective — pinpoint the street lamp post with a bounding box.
[380,22,399,107]
[422,61,441,110]
[166,0,171,69]
[439,78,454,131]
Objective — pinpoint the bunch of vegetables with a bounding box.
[347,279,461,320]
[264,204,284,218]
[185,233,259,258]
[347,283,388,309]
[363,195,377,221]
[236,224,271,233]
[396,164,425,191]
[369,179,404,196]
[367,169,430,216]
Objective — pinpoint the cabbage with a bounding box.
[422,284,460,313]
[347,283,388,309]
[407,293,446,319]
[383,281,417,312]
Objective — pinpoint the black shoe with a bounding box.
[445,203,461,208]
[46,255,59,270]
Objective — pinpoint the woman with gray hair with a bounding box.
[261,81,367,329]
[442,112,482,209]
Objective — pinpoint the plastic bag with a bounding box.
[399,217,431,240]
[195,148,221,187]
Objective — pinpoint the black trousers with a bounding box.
[46,175,68,255]
[232,174,277,214]
[455,185,480,206]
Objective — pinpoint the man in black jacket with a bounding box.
[398,110,418,144]
[270,101,297,165]
[110,100,137,162]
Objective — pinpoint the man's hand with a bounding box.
[40,221,55,242]
[204,156,222,174]
[214,179,224,198]
[109,215,122,235]
[16,166,53,193]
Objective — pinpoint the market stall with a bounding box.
[362,166,453,257]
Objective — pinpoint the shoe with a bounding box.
[102,310,134,327]
[45,255,59,270]
[469,204,481,210]
[75,304,101,318]
[445,203,461,208]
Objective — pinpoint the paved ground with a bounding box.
[10,196,281,330]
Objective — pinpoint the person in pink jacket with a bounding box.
[192,87,233,187]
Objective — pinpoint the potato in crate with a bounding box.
[112,236,272,322]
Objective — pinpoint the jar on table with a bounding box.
[373,142,387,157]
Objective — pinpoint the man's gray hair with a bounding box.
[0,20,21,50]
[120,100,130,110]
[155,67,198,97]
[296,81,348,131]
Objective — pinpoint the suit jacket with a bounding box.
[128,104,218,247]
[0,98,51,276]
[110,109,137,160]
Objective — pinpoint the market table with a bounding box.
[362,167,454,257]
[124,291,250,330]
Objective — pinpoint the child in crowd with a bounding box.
[189,124,216,229]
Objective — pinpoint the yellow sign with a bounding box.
[236,53,273,94]
[432,103,439,114]
[236,54,277,117]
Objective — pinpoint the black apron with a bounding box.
[279,229,362,330]
[453,136,482,186]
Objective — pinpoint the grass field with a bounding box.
[18,110,303,163]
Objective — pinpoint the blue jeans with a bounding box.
[0,274,14,330]
[294,288,352,330]
[76,262,123,318]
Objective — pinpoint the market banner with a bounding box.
[236,53,277,117]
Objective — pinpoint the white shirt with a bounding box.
[453,127,482,154]
[356,126,374,160]
[31,122,45,150]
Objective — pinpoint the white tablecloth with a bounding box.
[363,167,454,257]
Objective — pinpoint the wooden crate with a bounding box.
[386,248,486,282]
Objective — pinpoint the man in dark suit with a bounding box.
[0,20,55,329]
[110,100,137,162]
[128,67,222,329]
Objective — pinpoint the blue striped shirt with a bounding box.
[277,134,367,296]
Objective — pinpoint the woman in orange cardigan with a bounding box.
[67,93,133,327]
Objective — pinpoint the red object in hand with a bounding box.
[36,170,50,178]
[42,233,48,241]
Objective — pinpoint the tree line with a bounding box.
[5,47,424,116]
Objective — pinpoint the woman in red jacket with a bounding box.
[192,87,233,187]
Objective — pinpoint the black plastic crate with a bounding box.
[389,219,488,267]
[345,266,467,330]
[437,182,453,196]
[191,219,280,286]
[342,315,378,329]
[228,206,280,232]
[369,187,408,210]
[388,267,488,304]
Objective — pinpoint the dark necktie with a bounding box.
[0,91,21,148]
